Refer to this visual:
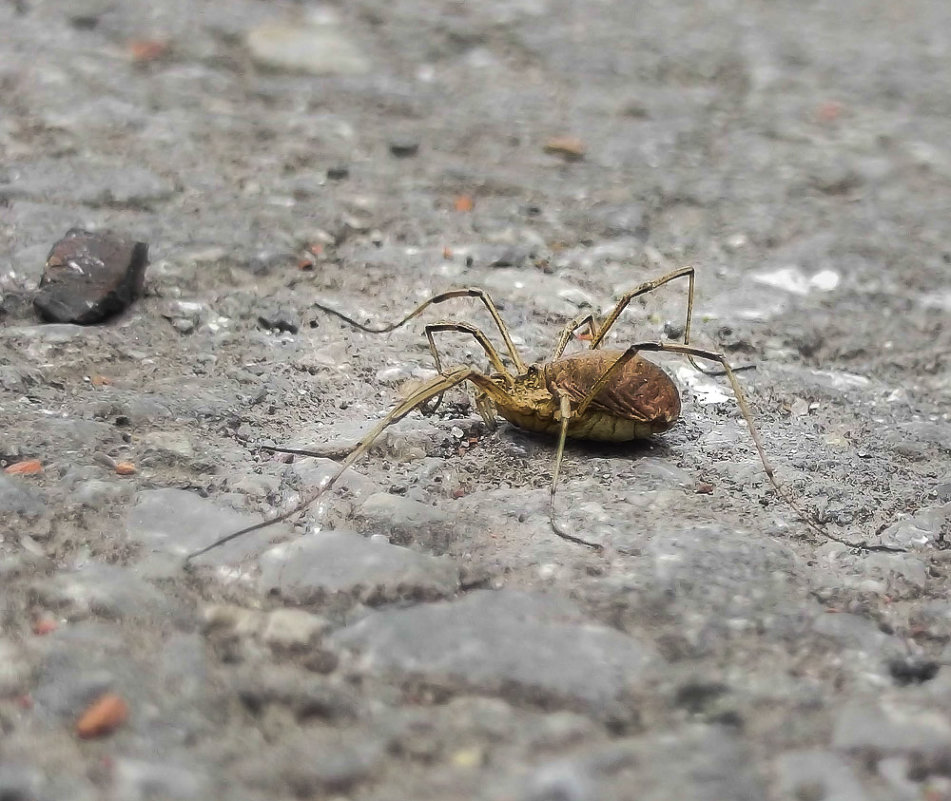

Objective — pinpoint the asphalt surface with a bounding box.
[1,1,950,799]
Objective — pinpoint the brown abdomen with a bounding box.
[544,350,681,436]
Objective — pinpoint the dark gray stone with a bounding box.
[0,473,45,517]
[774,750,870,801]
[879,502,951,549]
[236,729,384,795]
[235,666,362,722]
[0,159,174,207]
[258,530,460,604]
[127,488,291,573]
[33,229,148,324]
[32,622,130,720]
[509,725,765,801]
[256,304,299,334]
[139,430,198,466]
[333,590,658,719]
[582,203,650,240]
[356,492,453,547]
[159,633,209,704]
[0,364,42,391]
[112,759,209,801]
[286,419,438,463]
[71,478,134,509]
[111,395,174,425]
[833,700,951,755]
[0,764,43,801]
[894,421,951,453]
[1,0,950,797]
[888,656,940,686]
[30,561,175,622]
[645,527,798,598]
[812,610,901,656]
[524,763,597,801]
[389,137,420,158]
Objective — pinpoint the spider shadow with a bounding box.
[504,425,676,463]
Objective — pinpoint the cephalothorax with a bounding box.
[187,266,893,561]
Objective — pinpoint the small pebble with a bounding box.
[257,307,299,334]
[33,618,58,636]
[790,397,810,416]
[76,692,129,739]
[246,17,371,76]
[127,39,169,63]
[262,609,331,650]
[543,136,586,161]
[4,459,42,475]
[888,656,940,686]
[34,229,148,325]
[389,137,420,158]
[161,300,204,334]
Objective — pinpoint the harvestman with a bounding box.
[187,266,897,560]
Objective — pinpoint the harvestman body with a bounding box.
[187,266,894,560]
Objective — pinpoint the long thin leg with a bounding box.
[313,287,527,373]
[587,266,696,350]
[420,321,514,415]
[569,341,903,553]
[548,389,602,550]
[186,367,512,562]
[584,266,740,377]
[424,322,511,379]
[550,312,599,361]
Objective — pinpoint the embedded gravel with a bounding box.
[1,1,950,799]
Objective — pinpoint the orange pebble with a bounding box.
[114,461,137,476]
[4,459,42,475]
[90,375,112,387]
[76,693,129,739]
[815,100,843,123]
[453,194,474,212]
[33,618,58,636]
[128,39,168,62]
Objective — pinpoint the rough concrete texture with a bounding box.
[1,1,950,799]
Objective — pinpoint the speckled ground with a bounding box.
[1,1,950,799]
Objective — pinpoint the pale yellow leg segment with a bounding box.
[425,321,510,378]
[584,266,738,377]
[422,321,514,415]
[548,391,602,550]
[604,342,901,552]
[186,367,510,561]
[587,266,696,350]
[474,391,498,431]
[550,312,600,360]
[313,287,526,373]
